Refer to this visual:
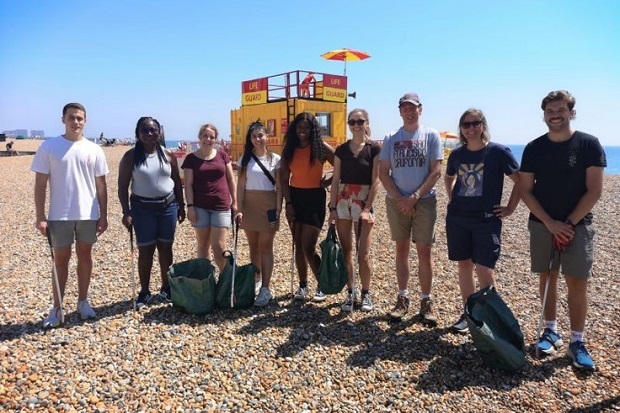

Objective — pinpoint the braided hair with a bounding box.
[134,117,167,167]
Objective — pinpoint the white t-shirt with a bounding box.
[31,136,109,220]
[236,153,280,191]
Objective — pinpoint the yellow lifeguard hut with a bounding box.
[230,70,351,161]
[440,131,460,159]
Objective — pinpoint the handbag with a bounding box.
[251,153,276,186]
[318,223,348,294]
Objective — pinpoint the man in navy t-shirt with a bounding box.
[520,90,606,371]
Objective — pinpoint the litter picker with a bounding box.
[290,223,295,299]
[535,247,555,359]
[45,227,64,324]
[230,217,240,308]
[129,225,137,311]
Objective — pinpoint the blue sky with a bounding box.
[1,0,619,145]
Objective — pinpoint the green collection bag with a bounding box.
[215,251,258,309]
[465,285,526,371]
[317,223,348,295]
[167,258,216,315]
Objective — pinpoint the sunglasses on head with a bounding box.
[347,119,366,126]
[460,120,483,129]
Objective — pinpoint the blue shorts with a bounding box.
[193,207,231,228]
[446,212,502,269]
[130,199,178,247]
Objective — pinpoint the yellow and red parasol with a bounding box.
[321,48,371,75]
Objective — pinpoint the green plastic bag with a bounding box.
[215,251,258,309]
[318,224,348,295]
[168,258,217,314]
[465,286,526,371]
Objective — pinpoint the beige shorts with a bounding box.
[335,183,374,222]
[385,196,436,244]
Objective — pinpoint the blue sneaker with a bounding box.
[567,341,596,370]
[536,328,563,355]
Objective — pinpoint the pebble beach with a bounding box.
[1,140,619,412]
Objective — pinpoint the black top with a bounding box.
[335,141,381,185]
[520,131,606,225]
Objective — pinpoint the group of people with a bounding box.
[32,90,606,371]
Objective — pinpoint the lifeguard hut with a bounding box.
[230,70,351,161]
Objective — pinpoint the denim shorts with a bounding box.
[130,199,178,247]
[193,207,231,228]
[48,220,98,248]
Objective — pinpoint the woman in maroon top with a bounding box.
[329,109,381,312]
[181,124,237,271]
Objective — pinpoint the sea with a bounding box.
[128,139,620,175]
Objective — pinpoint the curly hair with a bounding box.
[134,116,167,167]
[281,112,325,166]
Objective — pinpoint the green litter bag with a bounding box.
[168,258,216,314]
[318,223,348,295]
[465,285,526,371]
[215,251,259,309]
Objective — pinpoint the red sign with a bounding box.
[322,74,348,102]
[242,77,268,106]
[280,118,288,136]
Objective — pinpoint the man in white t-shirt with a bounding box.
[31,102,109,328]
[379,92,443,325]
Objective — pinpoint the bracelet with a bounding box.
[286,201,292,206]
[413,191,421,199]
[187,204,194,207]
[565,219,576,228]
[329,206,337,211]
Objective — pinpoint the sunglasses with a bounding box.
[347,119,366,126]
[460,120,483,129]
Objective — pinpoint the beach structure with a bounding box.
[229,70,351,161]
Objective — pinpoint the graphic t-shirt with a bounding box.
[378,126,442,198]
[446,142,519,214]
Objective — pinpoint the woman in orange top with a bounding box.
[281,112,334,302]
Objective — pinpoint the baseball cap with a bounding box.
[398,93,421,107]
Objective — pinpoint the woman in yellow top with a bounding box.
[281,113,335,302]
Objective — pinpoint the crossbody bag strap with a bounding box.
[250,153,276,186]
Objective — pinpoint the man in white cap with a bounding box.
[378,92,442,325]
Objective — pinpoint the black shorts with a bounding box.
[290,187,326,229]
[446,212,502,269]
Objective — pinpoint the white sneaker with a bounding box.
[294,286,309,301]
[77,300,96,320]
[254,287,272,307]
[360,293,374,312]
[255,279,262,296]
[341,293,354,312]
[312,289,327,303]
[43,307,62,328]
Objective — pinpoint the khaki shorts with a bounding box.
[528,220,594,278]
[48,220,98,249]
[385,196,436,244]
